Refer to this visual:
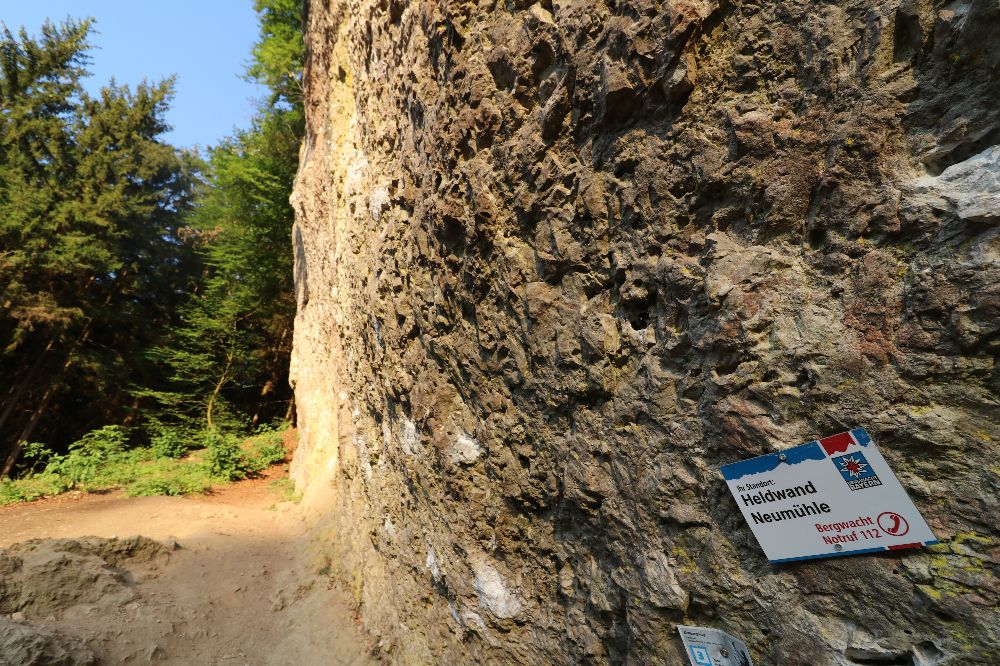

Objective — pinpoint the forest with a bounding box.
[0,0,303,500]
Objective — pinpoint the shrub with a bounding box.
[204,431,250,481]
[203,428,287,481]
[0,424,293,506]
[253,420,290,436]
[242,429,287,474]
[45,425,131,487]
[17,442,55,475]
[75,425,130,452]
[150,429,190,459]
[0,475,64,504]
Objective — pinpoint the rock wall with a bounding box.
[289,0,999,663]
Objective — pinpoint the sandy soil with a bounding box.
[0,471,374,665]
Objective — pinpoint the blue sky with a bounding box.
[1,1,267,149]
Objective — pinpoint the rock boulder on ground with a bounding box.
[0,617,98,666]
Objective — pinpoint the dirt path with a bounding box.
[0,475,373,665]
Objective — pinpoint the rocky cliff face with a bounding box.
[289,0,999,663]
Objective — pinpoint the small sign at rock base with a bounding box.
[721,427,937,563]
[677,625,754,666]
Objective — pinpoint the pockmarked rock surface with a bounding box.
[290,0,1000,663]
[0,536,170,619]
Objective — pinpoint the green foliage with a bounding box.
[145,85,301,434]
[123,459,214,497]
[45,425,131,487]
[204,431,247,481]
[204,427,286,482]
[73,425,130,452]
[140,0,304,436]
[0,18,201,457]
[247,0,304,107]
[16,442,55,474]
[244,427,287,471]
[7,445,211,501]
[0,425,292,505]
[2,4,304,485]
[0,475,64,504]
[146,419,194,458]
[149,429,190,459]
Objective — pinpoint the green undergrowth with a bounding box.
[268,477,301,505]
[0,424,289,505]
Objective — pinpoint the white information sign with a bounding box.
[677,625,754,666]
[721,428,937,563]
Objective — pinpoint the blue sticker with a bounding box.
[689,645,713,666]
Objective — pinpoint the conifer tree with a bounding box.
[2,4,305,476]
[0,20,199,475]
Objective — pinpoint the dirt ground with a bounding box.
[0,468,374,665]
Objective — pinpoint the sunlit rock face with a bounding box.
[290,0,999,663]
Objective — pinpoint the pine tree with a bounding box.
[2,5,305,477]
[0,20,200,475]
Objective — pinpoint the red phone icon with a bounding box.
[877,512,909,536]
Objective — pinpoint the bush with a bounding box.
[0,424,292,506]
[203,428,286,481]
[16,442,55,475]
[75,425,130,452]
[242,428,287,474]
[0,475,64,504]
[45,425,131,487]
[204,431,250,481]
[150,429,190,459]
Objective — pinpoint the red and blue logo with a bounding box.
[831,451,882,491]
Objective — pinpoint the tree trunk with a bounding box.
[0,306,104,479]
[0,269,131,477]
[120,395,143,427]
[250,378,274,429]
[0,340,54,438]
[0,382,57,479]
[251,324,291,427]
[206,352,235,431]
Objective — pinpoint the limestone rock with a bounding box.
[913,145,1000,221]
[291,0,1000,663]
[0,536,169,618]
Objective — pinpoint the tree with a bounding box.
[143,0,302,433]
[2,4,305,478]
[247,0,304,107]
[0,19,200,475]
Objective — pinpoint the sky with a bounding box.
[1,1,267,149]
